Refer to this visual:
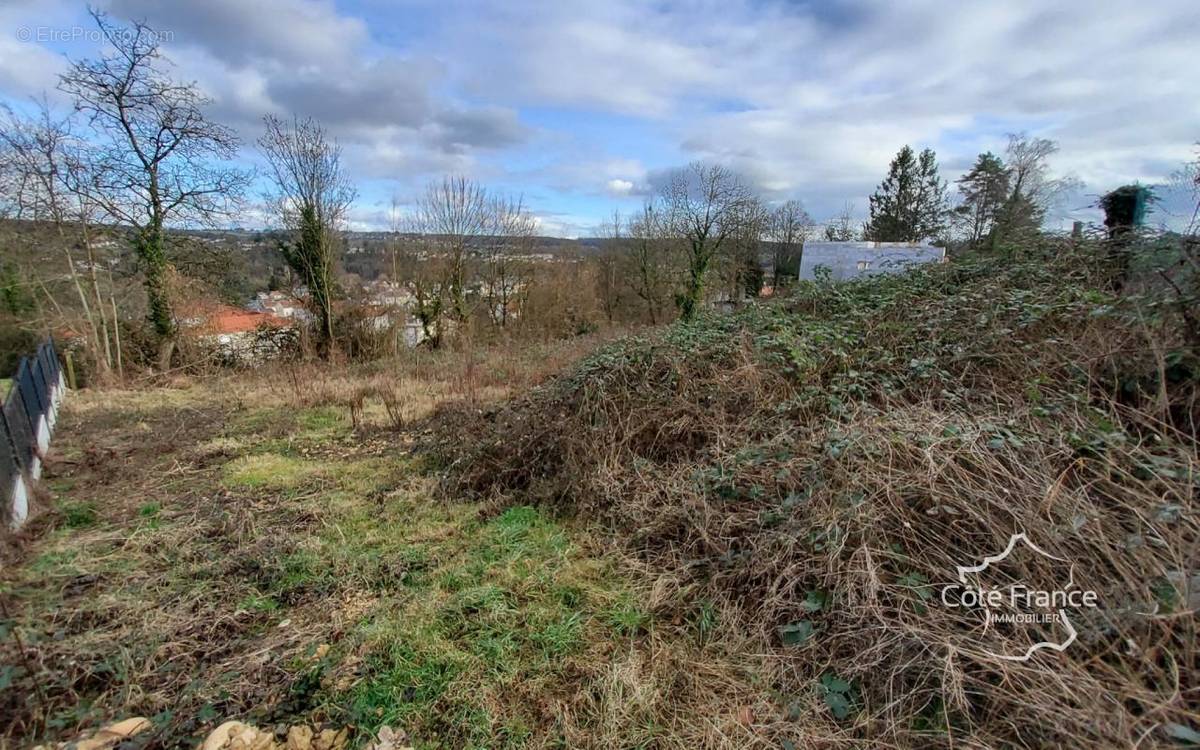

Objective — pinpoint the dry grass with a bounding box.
[0,333,633,750]
[445,238,1200,748]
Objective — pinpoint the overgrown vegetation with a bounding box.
[444,235,1200,747]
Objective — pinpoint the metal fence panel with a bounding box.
[36,344,54,392]
[0,411,17,518]
[16,359,43,425]
[3,339,62,530]
[32,356,50,407]
[3,386,36,470]
[45,339,62,382]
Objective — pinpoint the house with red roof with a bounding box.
[177,303,297,364]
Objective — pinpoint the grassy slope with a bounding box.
[1,338,672,750]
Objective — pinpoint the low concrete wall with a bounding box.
[799,242,946,281]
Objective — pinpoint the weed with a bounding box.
[59,502,98,529]
[603,592,650,637]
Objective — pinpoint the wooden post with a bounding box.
[64,350,77,390]
[111,294,124,379]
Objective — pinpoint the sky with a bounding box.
[0,0,1196,237]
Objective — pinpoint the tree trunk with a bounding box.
[139,227,174,339]
[138,221,178,371]
[81,223,113,373]
[110,289,124,378]
[680,256,707,322]
[55,222,108,372]
[156,338,175,371]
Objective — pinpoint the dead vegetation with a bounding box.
[444,236,1200,748]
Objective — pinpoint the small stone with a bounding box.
[103,718,153,738]
[365,726,414,750]
[64,717,154,750]
[313,728,339,750]
[287,725,313,750]
[201,722,249,750]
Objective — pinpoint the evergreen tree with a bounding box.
[914,148,949,241]
[864,146,947,242]
[992,191,1044,248]
[954,152,1009,245]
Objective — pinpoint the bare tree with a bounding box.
[727,196,768,300]
[1180,144,1200,236]
[1162,146,1200,348]
[661,163,755,320]
[992,133,1080,246]
[1003,134,1075,212]
[823,203,858,242]
[768,199,812,286]
[391,233,447,349]
[386,193,408,284]
[259,115,356,354]
[0,140,18,219]
[59,10,248,366]
[0,100,117,374]
[411,177,489,325]
[623,204,674,325]
[482,195,536,328]
[592,210,625,324]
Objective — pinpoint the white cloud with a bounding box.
[107,0,369,68]
[0,0,74,99]
[605,178,634,196]
[422,0,1198,225]
[96,0,529,181]
[0,0,1194,234]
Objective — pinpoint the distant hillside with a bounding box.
[0,219,589,310]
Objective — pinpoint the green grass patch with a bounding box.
[226,406,298,438]
[237,591,281,613]
[298,406,344,434]
[324,502,637,747]
[5,376,643,749]
[223,453,324,490]
[603,591,652,636]
[29,547,81,576]
[264,548,336,603]
[59,501,98,529]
